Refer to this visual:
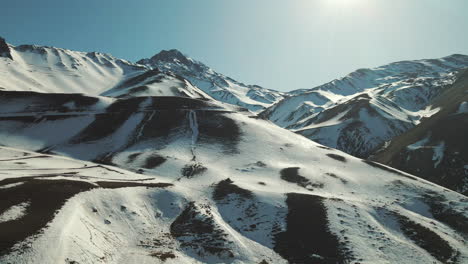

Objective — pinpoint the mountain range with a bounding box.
[0,37,467,263]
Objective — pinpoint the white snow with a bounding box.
[0,45,145,95]
[0,43,467,264]
[263,54,467,156]
[0,201,30,223]
[432,141,446,168]
[189,110,199,147]
[407,135,431,150]
[407,136,445,168]
[457,101,468,114]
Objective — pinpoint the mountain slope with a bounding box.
[373,69,468,195]
[0,38,283,111]
[261,54,468,158]
[137,49,285,112]
[0,38,467,263]
[0,41,144,95]
[0,91,467,263]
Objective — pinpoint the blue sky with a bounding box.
[1,0,467,91]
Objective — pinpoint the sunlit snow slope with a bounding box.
[0,91,467,264]
[261,54,468,159]
[137,49,285,112]
[0,37,467,264]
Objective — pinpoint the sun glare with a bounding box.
[325,0,360,7]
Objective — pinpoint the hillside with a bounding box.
[260,54,468,158]
[0,91,466,263]
[373,69,468,195]
[0,38,467,263]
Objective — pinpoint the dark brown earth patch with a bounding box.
[170,202,234,258]
[127,152,142,163]
[362,160,418,181]
[280,167,309,188]
[212,178,253,201]
[132,110,187,142]
[423,193,468,237]
[280,167,324,190]
[317,145,333,150]
[326,153,347,162]
[95,181,172,189]
[143,154,166,169]
[198,112,242,154]
[0,91,99,111]
[70,97,146,143]
[393,212,457,263]
[149,251,176,261]
[324,173,348,184]
[273,193,350,264]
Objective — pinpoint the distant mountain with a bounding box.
[137,49,284,112]
[373,69,468,195]
[261,54,468,158]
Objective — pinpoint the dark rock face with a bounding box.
[0,37,12,60]
[138,49,191,66]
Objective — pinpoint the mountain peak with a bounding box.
[0,36,12,60]
[146,49,192,65]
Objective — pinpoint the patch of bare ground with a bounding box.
[212,178,253,201]
[392,211,458,263]
[198,112,242,154]
[143,154,166,169]
[273,193,351,264]
[423,192,468,238]
[326,153,347,162]
[324,173,348,184]
[149,251,176,261]
[280,167,324,190]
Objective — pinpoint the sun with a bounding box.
[323,0,364,7]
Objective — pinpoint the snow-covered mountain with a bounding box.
[0,37,283,112]
[261,54,468,158]
[0,38,146,95]
[0,37,467,263]
[137,49,285,112]
[373,69,468,195]
[0,90,467,264]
